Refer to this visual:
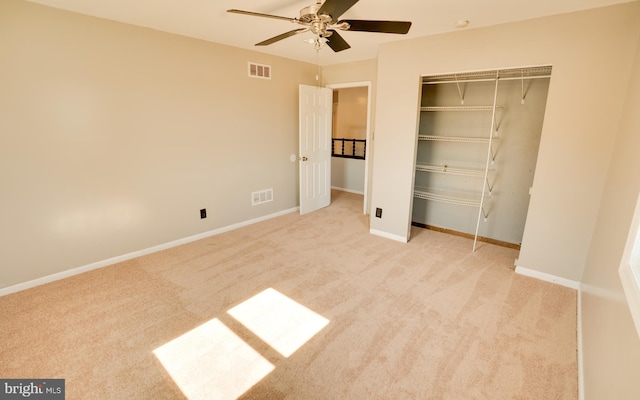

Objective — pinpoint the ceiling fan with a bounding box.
[227,0,412,52]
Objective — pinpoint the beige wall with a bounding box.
[580,27,640,399]
[0,0,316,288]
[322,59,377,87]
[333,87,368,140]
[370,3,640,281]
[331,158,365,194]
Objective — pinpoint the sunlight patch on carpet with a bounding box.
[228,288,330,357]
[153,318,274,400]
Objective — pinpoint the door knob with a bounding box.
[299,156,308,161]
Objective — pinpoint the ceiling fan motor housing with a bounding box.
[300,4,337,36]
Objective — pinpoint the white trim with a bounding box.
[331,186,364,195]
[618,193,640,338]
[577,285,584,400]
[326,81,372,89]
[369,228,408,243]
[0,207,299,297]
[620,263,640,336]
[514,265,580,289]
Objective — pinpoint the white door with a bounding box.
[299,84,332,215]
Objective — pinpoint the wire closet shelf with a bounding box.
[421,66,552,84]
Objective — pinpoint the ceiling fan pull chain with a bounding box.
[315,46,321,85]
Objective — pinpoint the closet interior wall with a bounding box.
[412,67,552,249]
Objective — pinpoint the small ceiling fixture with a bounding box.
[456,20,470,28]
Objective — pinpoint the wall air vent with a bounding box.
[248,62,271,79]
[252,188,273,205]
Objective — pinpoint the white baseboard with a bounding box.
[577,285,584,400]
[0,207,299,297]
[369,229,408,243]
[514,266,581,290]
[331,186,364,195]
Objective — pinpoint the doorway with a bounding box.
[327,82,372,215]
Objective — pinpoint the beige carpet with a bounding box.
[0,190,577,399]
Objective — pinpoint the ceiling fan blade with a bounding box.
[326,30,351,52]
[318,0,360,22]
[256,28,309,46]
[341,20,412,34]
[227,9,296,23]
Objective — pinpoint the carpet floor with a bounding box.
[0,190,577,399]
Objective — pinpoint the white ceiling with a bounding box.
[26,0,633,66]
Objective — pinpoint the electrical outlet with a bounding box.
[200,209,207,219]
[375,208,382,218]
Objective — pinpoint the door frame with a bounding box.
[326,81,373,215]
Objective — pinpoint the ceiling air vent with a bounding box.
[248,62,271,79]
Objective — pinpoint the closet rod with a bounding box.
[423,75,551,85]
[500,75,551,82]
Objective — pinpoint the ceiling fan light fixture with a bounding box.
[227,0,412,53]
[304,35,328,52]
[304,36,328,45]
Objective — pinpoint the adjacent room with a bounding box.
[1,0,640,399]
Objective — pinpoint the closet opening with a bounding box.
[410,66,552,251]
